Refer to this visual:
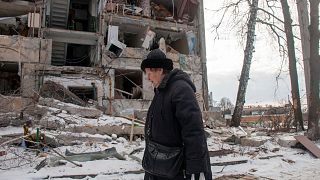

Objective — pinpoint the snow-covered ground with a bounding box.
[1,99,320,179]
[2,126,320,180]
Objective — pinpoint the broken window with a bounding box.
[0,62,20,95]
[122,32,143,47]
[147,30,190,55]
[0,16,30,36]
[114,69,142,99]
[66,44,91,66]
[151,0,198,23]
[49,0,97,32]
[68,86,96,102]
[66,0,97,32]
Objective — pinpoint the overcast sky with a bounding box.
[203,0,307,107]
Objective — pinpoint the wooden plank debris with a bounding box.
[208,149,234,157]
[294,135,320,158]
[211,160,248,166]
[259,155,283,160]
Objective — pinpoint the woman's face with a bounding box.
[145,68,164,88]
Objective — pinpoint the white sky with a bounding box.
[203,0,307,107]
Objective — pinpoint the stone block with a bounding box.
[277,136,298,147]
[134,109,148,121]
[240,136,271,147]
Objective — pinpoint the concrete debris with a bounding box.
[64,125,144,136]
[224,135,241,145]
[36,147,125,171]
[203,111,225,129]
[142,29,156,49]
[39,98,102,118]
[0,95,35,114]
[39,81,86,107]
[277,135,298,147]
[240,136,272,147]
[63,147,125,161]
[43,170,145,179]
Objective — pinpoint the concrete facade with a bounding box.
[0,0,208,117]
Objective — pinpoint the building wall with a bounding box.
[0,36,51,64]
[0,0,208,115]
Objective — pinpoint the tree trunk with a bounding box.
[307,0,320,140]
[280,0,304,131]
[231,0,259,127]
[296,0,310,110]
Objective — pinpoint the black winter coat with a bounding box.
[143,69,212,180]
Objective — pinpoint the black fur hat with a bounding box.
[141,49,173,72]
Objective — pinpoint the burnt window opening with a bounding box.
[0,62,20,95]
[150,0,198,23]
[114,69,142,99]
[169,37,189,55]
[105,27,144,49]
[148,32,190,55]
[68,86,96,102]
[122,32,143,48]
[67,0,97,32]
[66,44,91,67]
[150,1,174,20]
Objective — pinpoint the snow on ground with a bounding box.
[1,99,320,180]
[2,126,320,180]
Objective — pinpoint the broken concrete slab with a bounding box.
[202,111,224,128]
[64,125,144,136]
[277,135,298,147]
[0,95,35,114]
[39,98,102,118]
[40,81,86,107]
[65,147,125,160]
[39,114,66,130]
[134,109,147,122]
[240,136,272,147]
[54,134,106,146]
[47,147,125,167]
[224,135,241,145]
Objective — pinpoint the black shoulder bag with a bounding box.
[142,116,184,178]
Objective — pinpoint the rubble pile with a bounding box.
[1,94,320,179]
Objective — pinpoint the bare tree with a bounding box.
[279,0,304,131]
[231,0,259,127]
[296,0,310,109]
[307,0,320,140]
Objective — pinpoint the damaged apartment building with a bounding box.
[0,0,208,117]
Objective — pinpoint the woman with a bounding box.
[141,49,212,180]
